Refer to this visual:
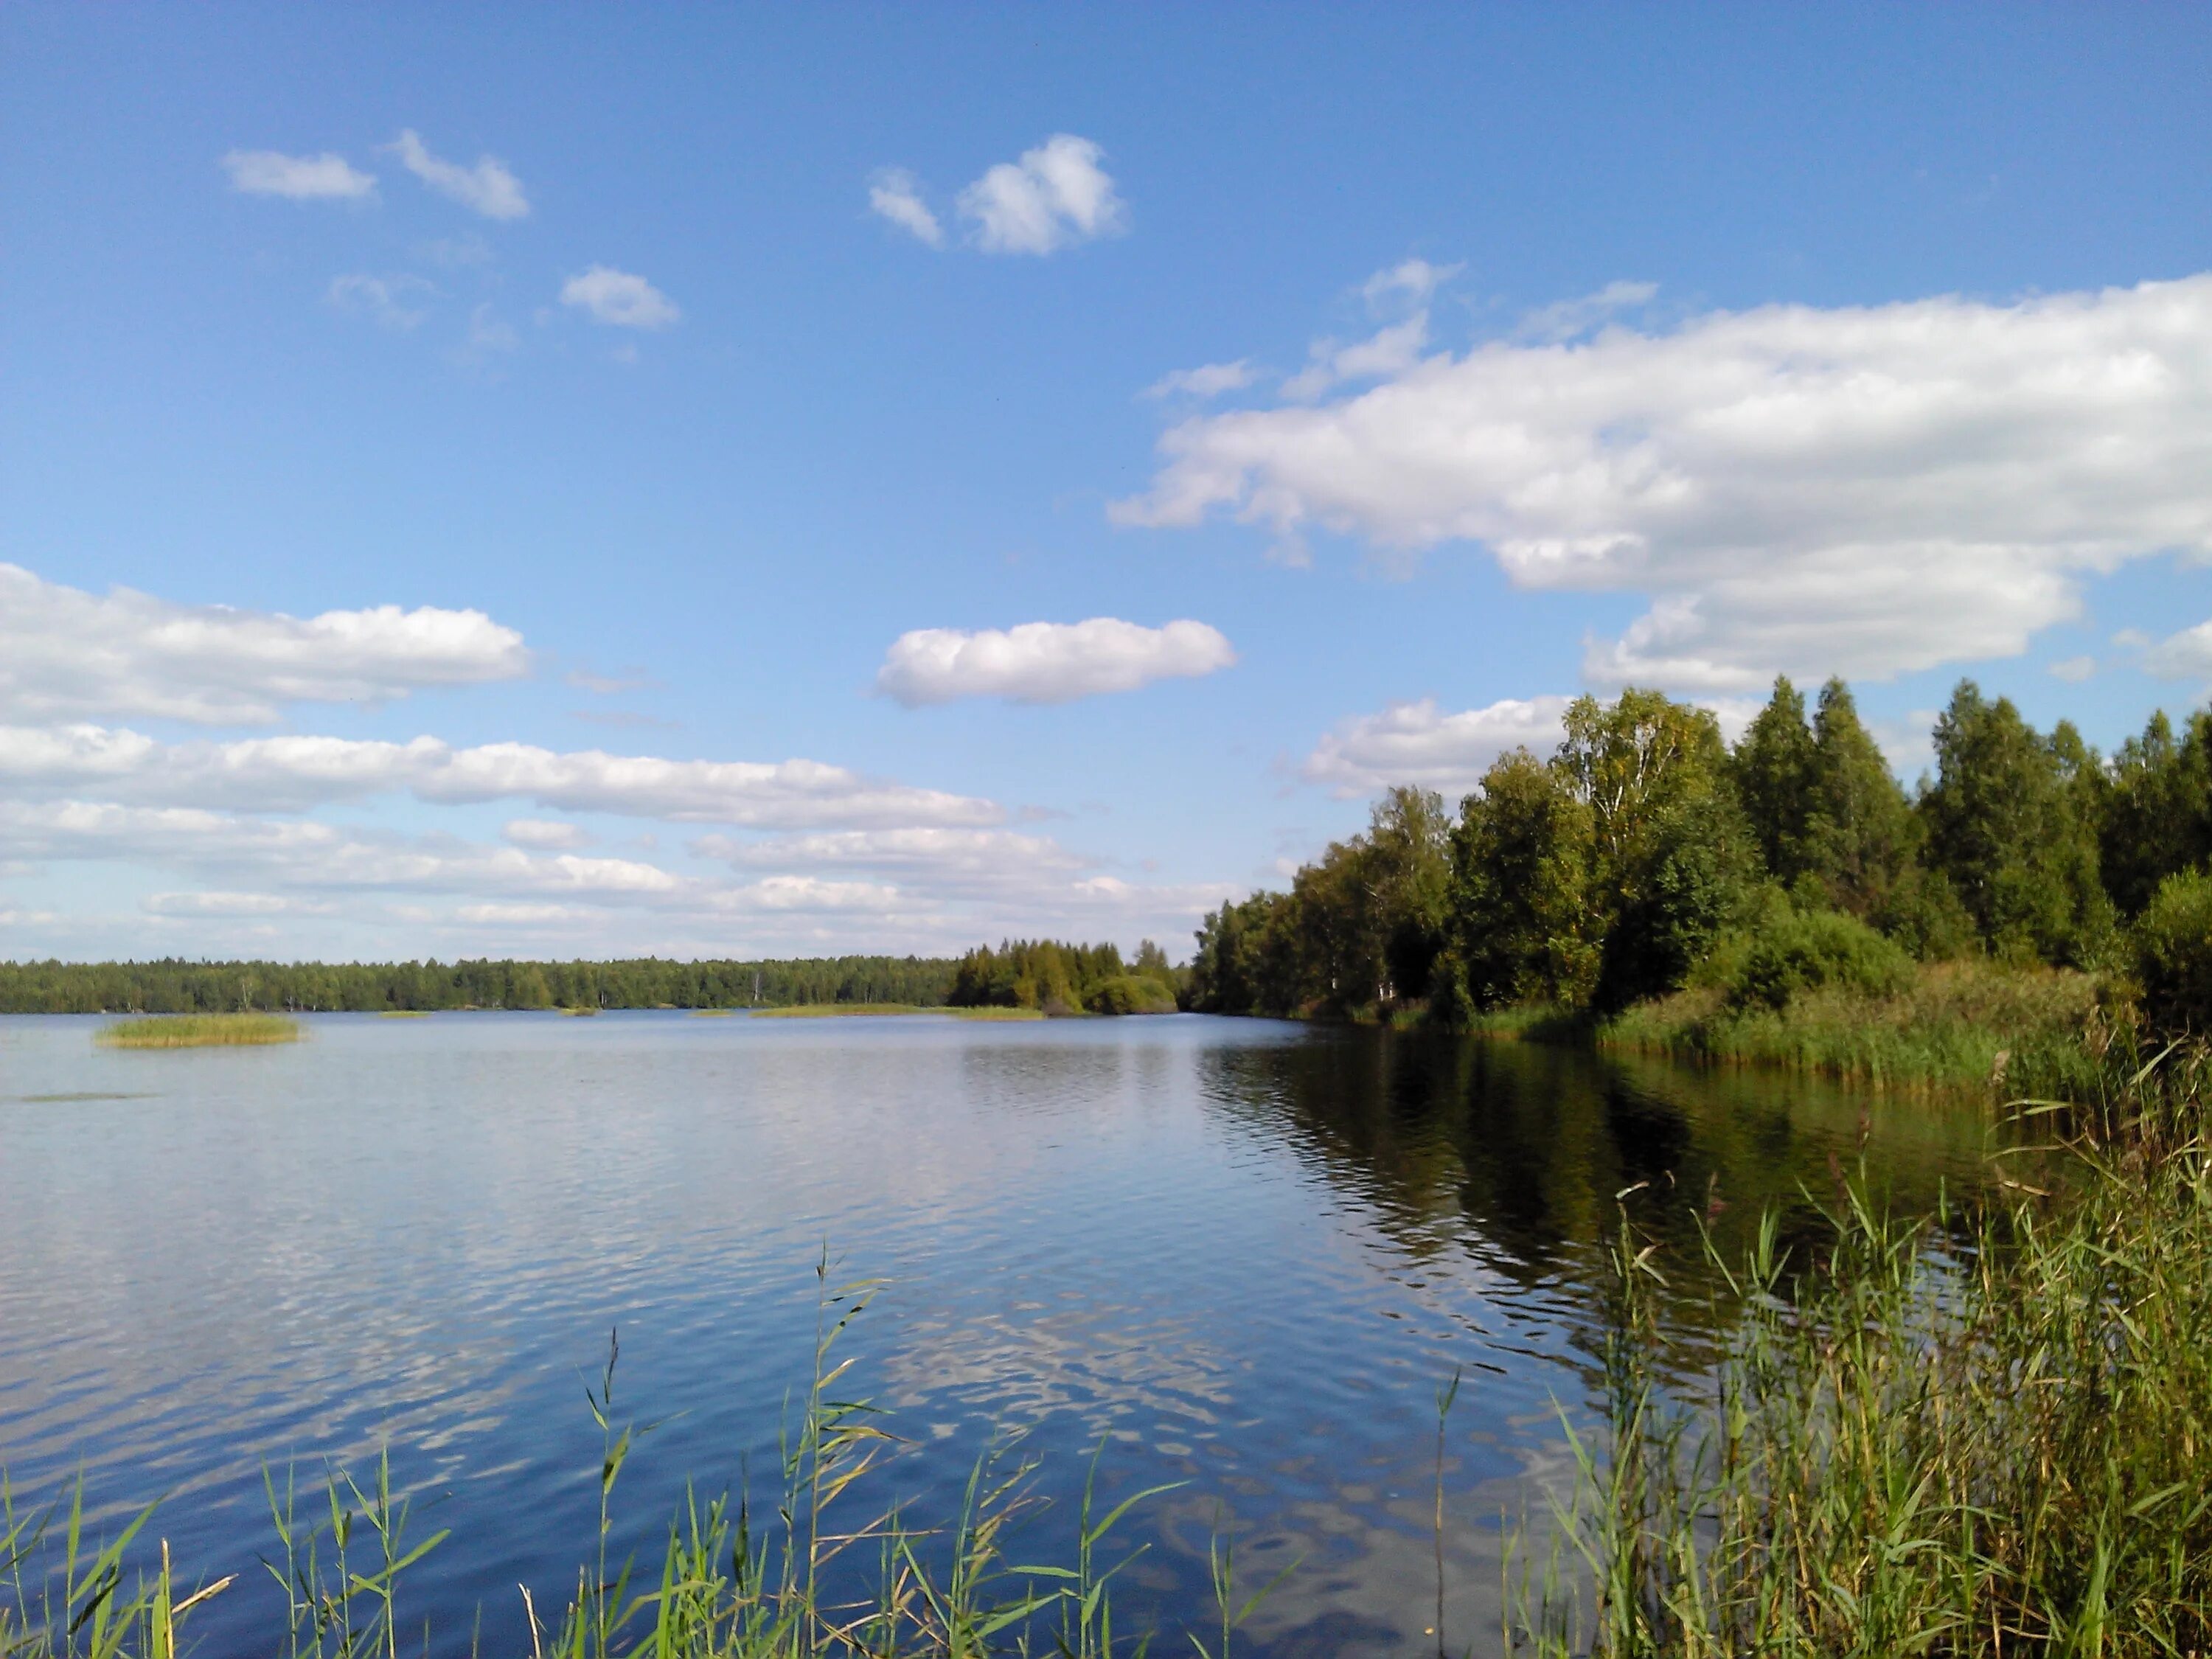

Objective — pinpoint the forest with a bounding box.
[1188,677,2212,1035]
[0,939,1187,1016]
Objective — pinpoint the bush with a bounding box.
[1085,974,1178,1016]
[1723,903,1915,1012]
[2133,869,2212,1033]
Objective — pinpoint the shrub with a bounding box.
[2133,869,2212,1033]
[1723,903,1914,1013]
[1085,974,1178,1016]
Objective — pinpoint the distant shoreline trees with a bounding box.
[1189,678,2212,1027]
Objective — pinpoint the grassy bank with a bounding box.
[94,1012,300,1048]
[751,1003,1047,1020]
[1516,1040,2212,1655]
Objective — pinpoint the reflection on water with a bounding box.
[0,1012,2001,1655]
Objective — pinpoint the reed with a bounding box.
[1596,960,2104,1094]
[1511,1037,2212,1656]
[93,1012,300,1049]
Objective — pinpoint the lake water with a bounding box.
[0,1012,2001,1655]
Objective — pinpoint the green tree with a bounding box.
[1447,748,1596,1009]
[1731,675,1820,882]
[1802,678,1917,919]
[1918,681,2113,964]
[1557,689,1755,1009]
[2095,709,2212,919]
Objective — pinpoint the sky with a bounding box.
[4,5,2212,964]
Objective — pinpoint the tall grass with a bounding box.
[1597,960,2103,1094]
[1512,1038,2212,1656]
[93,1012,300,1049]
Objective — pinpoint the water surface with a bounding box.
[0,1012,2000,1655]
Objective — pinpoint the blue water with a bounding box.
[0,1012,1997,1655]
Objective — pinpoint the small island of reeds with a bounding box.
[95,1012,301,1048]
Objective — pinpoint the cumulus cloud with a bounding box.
[1118,274,2212,690]
[957,134,1126,256]
[388,129,529,220]
[698,827,1096,893]
[327,273,433,331]
[2144,619,2212,681]
[503,818,589,849]
[560,266,681,330]
[876,619,1237,706]
[1301,696,1574,799]
[222,149,377,201]
[1514,279,1658,342]
[868,168,944,247]
[0,723,1005,830]
[144,890,321,917]
[1145,361,1256,400]
[0,565,529,725]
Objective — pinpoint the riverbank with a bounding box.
[1452,959,2109,1096]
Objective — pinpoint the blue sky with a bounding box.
[4,6,2212,961]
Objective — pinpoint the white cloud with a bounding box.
[869,169,944,247]
[1361,258,1460,309]
[223,149,377,201]
[957,134,1126,256]
[1514,279,1658,342]
[2048,655,2098,683]
[2144,619,2212,681]
[1301,696,1573,799]
[698,827,1096,893]
[560,266,681,330]
[0,565,529,725]
[1145,361,1256,400]
[504,818,588,849]
[876,618,1236,706]
[1119,273,2212,690]
[144,890,319,917]
[388,129,529,220]
[0,723,1005,830]
[327,274,433,331]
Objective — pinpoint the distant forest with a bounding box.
[1189,677,2212,1024]
[0,939,1186,1016]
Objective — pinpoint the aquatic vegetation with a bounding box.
[1514,1040,2212,1656]
[94,1012,300,1049]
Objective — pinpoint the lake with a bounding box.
[0,1012,2002,1655]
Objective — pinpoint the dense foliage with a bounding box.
[946,938,1180,1014]
[0,955,956,1014]
[1192,678,2212,1031]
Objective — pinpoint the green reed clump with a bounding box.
[1513,1040,2212,1657]
[1599,959,2102,1094]
[94,1012,300,1049]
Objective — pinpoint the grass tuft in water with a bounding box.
[94,1013,300,1049]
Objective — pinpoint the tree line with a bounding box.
[0,939,1191,1017]
[1189,678,2212,1024]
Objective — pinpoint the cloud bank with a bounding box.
[0,566,529,724]
[1119,273,2212,690]
[877,619,1236,706]
[1302,696,1573,799]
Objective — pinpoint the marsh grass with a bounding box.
[1596,960,2104,1094]
[751,1004,1046,1021]
[1512,1038,2212,1657]
[375,1010,431,1019]
[94,1013,299,1049]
